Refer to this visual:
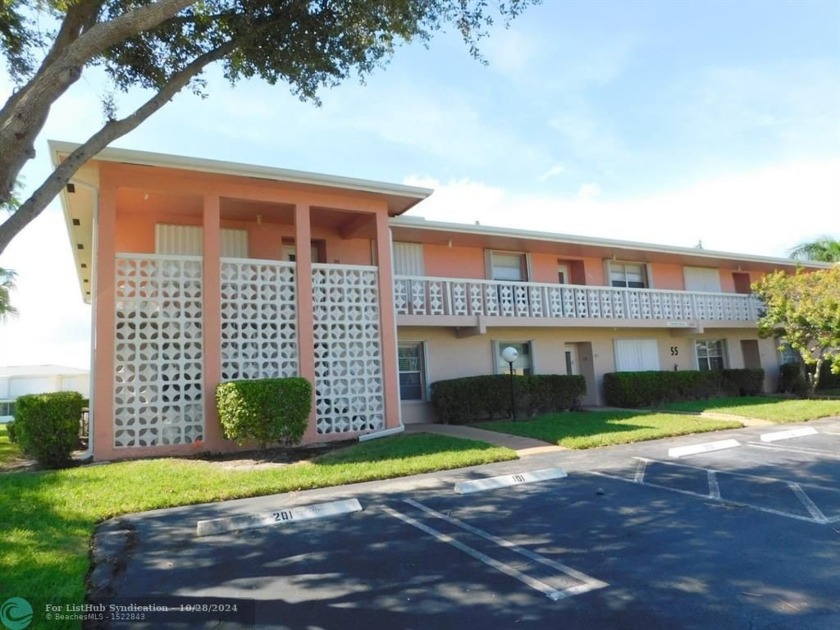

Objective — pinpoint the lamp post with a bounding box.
[501,346,519,421]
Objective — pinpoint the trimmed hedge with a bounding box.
[431,374,586,424]
[216,377,312,448]
[602,369,765,408]
[13,391,86,469]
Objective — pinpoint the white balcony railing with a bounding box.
[394,276,762,323]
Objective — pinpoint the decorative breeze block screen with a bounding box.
[312,265,385,434]
[113,255,204,448]
[221,261,299,380]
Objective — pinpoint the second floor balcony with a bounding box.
[393,276,763,328]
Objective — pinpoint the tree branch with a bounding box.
[0,0,197,207]
[0,39,236,255]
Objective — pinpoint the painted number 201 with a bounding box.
[273,510,293,522]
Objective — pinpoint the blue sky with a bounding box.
[1,0,838,368]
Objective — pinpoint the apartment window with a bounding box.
[398,343,426,400]
[609,262,648,288]
[495,341,533,375]
[155,224,248,257]
[490,252,528,282]
[696,340,726,371]
[614,339,660,371]
[0,401,15,417]
[779,343,799,365]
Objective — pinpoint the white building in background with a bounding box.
[0,365,90,422]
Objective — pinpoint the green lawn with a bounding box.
[0,422,22,465]
[0,433,515,629]
[478,410,742,449]
[661,397,840,422]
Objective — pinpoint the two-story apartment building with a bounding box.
[52,141,823,461]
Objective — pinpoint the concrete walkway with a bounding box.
[404,423,565,456]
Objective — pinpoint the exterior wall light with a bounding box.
[501,346,519,421]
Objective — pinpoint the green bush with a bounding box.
[216,378,312,448]
[6,420,17,443]
[13,392,85,468]
[603,369,765,408]
[431,374,585,424]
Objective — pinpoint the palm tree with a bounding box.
[0,268,17,320]
[790,237,840,263]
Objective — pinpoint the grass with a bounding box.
[0,433,515,628]
[478,410,742,449]
[0,422,22,465]
[660,396,840,422]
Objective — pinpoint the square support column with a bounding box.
[92,178,117,460]
[294,204,317,441]
[374,212,401,430]
[202,194,224,449]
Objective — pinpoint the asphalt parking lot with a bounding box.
[89,418,840,629]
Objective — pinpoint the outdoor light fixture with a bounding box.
[501,346,518,421]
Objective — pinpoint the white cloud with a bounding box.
[404,159,840,257]
[538,164,566,181]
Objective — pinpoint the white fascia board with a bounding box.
[389,217,830,270]
[48,140,433,203]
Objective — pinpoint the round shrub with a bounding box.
[216,378,312,448]
[13,392,85,468]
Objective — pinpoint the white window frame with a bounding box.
[607,261,650,289]
[398,342,428,401]
[696,339,727,371]
[494,340,534,375]
[488,251,530,282]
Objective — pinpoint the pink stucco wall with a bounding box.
[93,161,400,460]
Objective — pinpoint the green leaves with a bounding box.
[216,377,312,448]
[753,267,840,394]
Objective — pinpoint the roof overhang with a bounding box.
[389,216,831,273]
[50,141,434,303]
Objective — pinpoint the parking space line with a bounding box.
[405,499,607,593]
[382,500,607,601]
[590,470,826,525]
[707,471,721,500]
[747,442,840,458]
[634,458,647,483]
[789,483,828,524]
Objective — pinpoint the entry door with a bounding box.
[564,344,579,375]
[741,340,762,369]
